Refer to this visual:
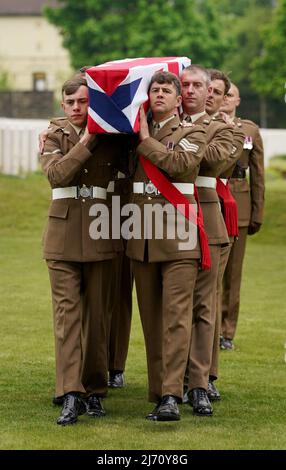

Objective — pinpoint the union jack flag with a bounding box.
[86,57,191,134]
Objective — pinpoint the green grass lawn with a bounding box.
[0,173,285,450]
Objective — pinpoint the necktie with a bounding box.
[185,115,192,123]
[153,122,160,136]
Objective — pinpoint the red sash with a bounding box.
[139,155,211,270]
[216,178,238,237]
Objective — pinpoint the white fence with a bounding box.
[0,118,48,175]
[259,129,286,166]
[0,118,286,175]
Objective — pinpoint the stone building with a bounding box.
[0,0,72,97]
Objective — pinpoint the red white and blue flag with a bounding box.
[86,57,191,134]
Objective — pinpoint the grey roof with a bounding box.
[0,0,58,16]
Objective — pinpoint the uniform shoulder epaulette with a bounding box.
[212,115,226,123]
[211,115,223,123]
[234,117,242,127]
[180,119,194,127]
[49,120,67,134]
[50,117,67,126]
[240,118,259,128]
[47,124,66,133]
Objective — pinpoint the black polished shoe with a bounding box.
[207,380,221,401]
[86,394,106,417]
[220,336,234,350]
[56,393,86,426]
[52,396,64,406]
[145,402,161,421]
[108,370,125,388]
[156,395,180,421]
[189,388,213,417]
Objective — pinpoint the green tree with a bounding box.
[217,0,273,86]
[217,0,274,16]
[45,0,229,68]
[251,0,286,99]
[215,0,277,126]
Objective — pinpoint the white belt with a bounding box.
[195,176,217,189]
[106,181,115,193]
[52,185,107,200]
[220,178,228,186]
[133,182,194,196]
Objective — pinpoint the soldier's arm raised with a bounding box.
[202,123,234,174]
[137,126,206,178]
[40,130,95,187]
[220,126,245,176]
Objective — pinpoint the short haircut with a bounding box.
[149,71,181,96]
[208,69,231,95]
[182,64,211,86]
[62,75,87,97]
[230,82,240,97]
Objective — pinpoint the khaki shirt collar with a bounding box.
[182,110,206,123]
[69,122,85,136]
[152,114,176,130]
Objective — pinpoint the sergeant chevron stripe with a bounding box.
[178,138,199,153]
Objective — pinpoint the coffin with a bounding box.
[86,57,191,134]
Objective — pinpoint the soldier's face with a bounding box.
[149,81,182,119]
[220,84,241,115]
[206,79,227,115]
[181,70,208,115]
[62,85,89,127]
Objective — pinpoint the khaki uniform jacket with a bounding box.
[126,115,206,262]
[219,122,245,178]
[41,122,130,261]
[230,118,264,227]
[195,113,234,245]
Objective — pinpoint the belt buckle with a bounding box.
[79,185,92,198]
[145,182,158,195]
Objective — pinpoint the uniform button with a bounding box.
[148,196,152,201]
[84,168,88,173]
[82,199,85,203]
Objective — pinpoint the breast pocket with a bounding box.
[44,203,69,254]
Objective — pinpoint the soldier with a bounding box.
[41,75,129,425]
[180,66,234,415]
[208,80,245,400]
[126,71,207,421]
[39,112,135,396]
[219,83,265,349]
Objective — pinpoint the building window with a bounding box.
[33,73,47,91]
